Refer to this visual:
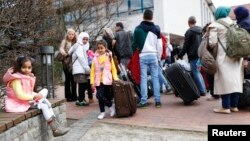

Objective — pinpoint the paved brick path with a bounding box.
[53,85,250,140]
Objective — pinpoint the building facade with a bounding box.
[56,0,216,45]
[115,0,215,45]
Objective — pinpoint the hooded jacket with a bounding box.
[132,21,162,59]
[234,6,250,33]
[3,68,36,112]
[90,51,118,86]
[69,32,90,75]
[178,26,202,61]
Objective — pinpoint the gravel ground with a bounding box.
[81,122,207,141]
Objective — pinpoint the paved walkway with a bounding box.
[52,85,250,141]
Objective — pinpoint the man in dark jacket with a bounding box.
[234,6,250,79]
[234,6,250,33]
[178,16,207,96]
[114,22,133,69]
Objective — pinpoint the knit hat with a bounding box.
[234,6,249,22]
[215,6,231,20]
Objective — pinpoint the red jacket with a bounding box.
[161,33,167,60]
[127,50,140,84]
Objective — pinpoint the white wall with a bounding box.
[154,0,201,36]
[154,0,215,37]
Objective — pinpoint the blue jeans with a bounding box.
[189,58,206,94]
[221,93,240,109]
[140,55,160,104]
[158,65,171,91]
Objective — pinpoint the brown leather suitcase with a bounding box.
[112,80,137,117]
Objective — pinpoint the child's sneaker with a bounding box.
[75,100,89,106]
[109,104,116,117]
[97,112,106,120]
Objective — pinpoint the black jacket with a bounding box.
[114,30,133,59]
[238,16,250,33]
[178,26,202,61]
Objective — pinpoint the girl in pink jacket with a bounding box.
[90,40,119,120]
[3,56,69,137]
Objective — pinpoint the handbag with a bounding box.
[198,32,218,75]
[55,41,69,62]
[54,50,64,61]
[62,56,73,72]
[73,73,87,83]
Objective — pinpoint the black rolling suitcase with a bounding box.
[165,63,200,104]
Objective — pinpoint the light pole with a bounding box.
[40,46,55,98]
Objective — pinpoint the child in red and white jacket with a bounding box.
[90,40,119,120]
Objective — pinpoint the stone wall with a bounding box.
[0,103,67,141]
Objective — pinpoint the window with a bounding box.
[118,0,128,13]
[115,0,154,16]
[143,0,153,8]
[131,0,141,11]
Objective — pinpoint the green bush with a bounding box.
[54,61,64,85]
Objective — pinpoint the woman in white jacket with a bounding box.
[208,6,244,114]
[69,32,91,106]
